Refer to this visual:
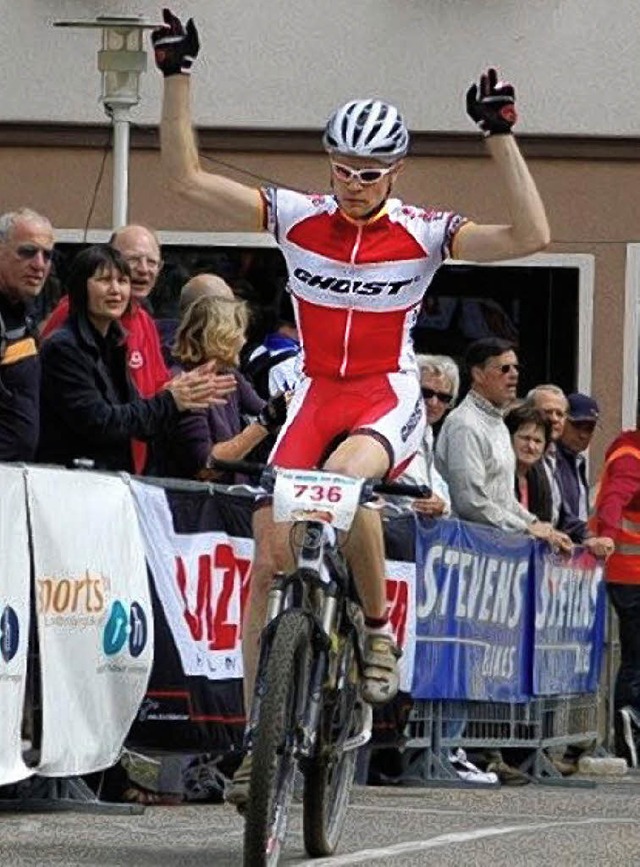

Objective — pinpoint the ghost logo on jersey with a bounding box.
[293,267,420,297]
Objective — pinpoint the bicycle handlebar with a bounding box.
[208,458,431,500]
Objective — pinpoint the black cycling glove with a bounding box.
[466,68,517,136]
[151,8,200,77]
[257,393,288,434]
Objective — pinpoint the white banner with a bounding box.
[131,480,416,691]
[131,481,250,682]
[0,465,33,786]
[27,468,154,776]
[386,560,416,694]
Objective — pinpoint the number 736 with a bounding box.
[294,484,343,502]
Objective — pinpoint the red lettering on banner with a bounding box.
[387,578,408,649]
[212,544,238,650]
[174,542,252,651]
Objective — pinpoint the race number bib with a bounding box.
[273,469,364,531]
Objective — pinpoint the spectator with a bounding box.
[180,273,235,311]
[436,340,572,784]
[0,207,54,461]
[156,294,287,483]
[527,385,611,555]
[504,403,554,521]
[557,392,599,523]
[38,245,234,472]
[42,225,172,472]
[401,354,459,517]
[243,282,302,400]
[157,272,237,366]
[436,338,570,547]
[525,384,569,526]
[589,429,640,764]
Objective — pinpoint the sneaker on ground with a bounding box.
[448,748,498,785]
[620,705,640,769]
[225,753,252,811]
[361,631,401,705]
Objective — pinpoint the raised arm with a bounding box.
[452,68,550,263]
[153,9,263,230]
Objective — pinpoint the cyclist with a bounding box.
[151,9,551,805]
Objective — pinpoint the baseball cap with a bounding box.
[567,393,599,422]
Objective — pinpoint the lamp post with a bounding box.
[54,15,160,229]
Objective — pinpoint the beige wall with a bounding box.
[8,0,640,134]
[0,137,636,473]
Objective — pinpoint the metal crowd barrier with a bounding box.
[401,694,600,786]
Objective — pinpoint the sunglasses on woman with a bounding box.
[421,387,453,405]
[331,162,395,185]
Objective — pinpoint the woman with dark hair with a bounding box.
[38,244,231,472]
[504,402,554,521]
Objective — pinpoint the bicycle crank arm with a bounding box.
[342,703,373,752]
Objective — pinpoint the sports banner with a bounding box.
[532,544,606,695]
[0,465,33,786]
[413,517,533,702]
[27,467,154,776]
[129,482,417,751]
[129,481,250,754]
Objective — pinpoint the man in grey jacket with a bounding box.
[436,337,571,549]
[435,337,572,784]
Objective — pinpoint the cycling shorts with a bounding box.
[269,372,425,478]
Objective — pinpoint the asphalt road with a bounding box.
[2,772,640,866]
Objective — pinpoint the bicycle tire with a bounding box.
[244,610,311,867]
[303,627,360,857]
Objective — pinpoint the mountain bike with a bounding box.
[214,458,427,866]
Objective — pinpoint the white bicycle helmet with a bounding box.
[323,99,409,163]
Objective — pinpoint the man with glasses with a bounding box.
[436,338,569,546]
[42,225,172,473]
[525,384,611,556]
[0,207,54,461]
[526,383,569,526]
[436,338,572,785]
[152,9,551,805]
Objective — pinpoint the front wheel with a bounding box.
[303,629,361,857]
[244,610,311,867]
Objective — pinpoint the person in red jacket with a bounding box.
[42,225,182,472]
[590,430,639,765]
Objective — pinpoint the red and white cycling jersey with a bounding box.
[261,187,467,379]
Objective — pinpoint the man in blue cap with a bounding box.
[556,392,600,526]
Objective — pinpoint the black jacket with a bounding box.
[0,294,40,461]
[38,313,178,472]
[515,461,553,524]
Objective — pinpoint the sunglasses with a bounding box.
[16,244,54,263]
[490,362,520,375]
[331,162,395,185]
[421,387,453,405]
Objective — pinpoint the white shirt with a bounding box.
[399,424,452,514]
[435,390,536,532]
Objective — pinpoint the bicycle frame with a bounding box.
[246,517,370,761]
[211,457,427,864]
